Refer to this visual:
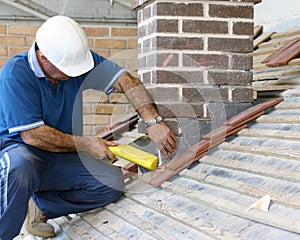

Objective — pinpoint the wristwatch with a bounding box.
[144,115,163,128]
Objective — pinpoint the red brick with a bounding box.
[231,87,254,102]
[182,87,204,102]
[155,70,205,84]
[131,0,140,10]
[141,71,151,85]
[182,87,229,102]
[147,86,180,102]
[233,22,254,35]
[160,119,181,135]
[141,38,152,49]
[138,25,147,37]
[231,54,253,70]
[138,56,147,70]
[137,11,142,24]
[138,117,211,136]
[155,2,204,17]
[146,53,179,68]
[142,5,152,21]
[183,20,228,34]
[207,70,253,86]
[155,36,204,50]
[209,4,253,19]
[149,19,179,34]
[208,37,253,53]
[157,102,205,118]
[183,53,229,69]
[231,0,261,4]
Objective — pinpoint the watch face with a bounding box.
[156,116,162,122]
[145,116,162,127]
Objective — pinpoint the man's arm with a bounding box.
[20,125,117,160]
[114,72,177,157]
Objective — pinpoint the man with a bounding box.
[0,16,177,239]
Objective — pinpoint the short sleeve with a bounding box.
[0,57,44,135]
[81,51,126,94]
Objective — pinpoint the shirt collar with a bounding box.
[28,41,45,78]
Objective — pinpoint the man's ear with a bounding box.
[37,49,49,63]
[40,55,49,63]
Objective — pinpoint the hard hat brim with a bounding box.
[57,50,94,77]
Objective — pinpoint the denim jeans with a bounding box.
[0,137,124,240]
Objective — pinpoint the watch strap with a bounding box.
[145,115,163,128]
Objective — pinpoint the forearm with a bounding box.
[116,72,177,157]
[20,125,89,153]
[116,72,159,122]
[20,125,117,159]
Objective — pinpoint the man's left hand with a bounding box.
[146,122,177,158]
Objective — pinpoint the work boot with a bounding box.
[25,198,56,238]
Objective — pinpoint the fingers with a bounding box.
[159,135,175,156]
[151,123,177,158]
[160,135,177,158]
[162,124,177,156]
[95,138,118,160]
[104,140,118,160]
[105,140,119,147]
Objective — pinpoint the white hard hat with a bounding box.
[36,16,94,77]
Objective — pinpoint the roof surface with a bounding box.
[16,27,300,240]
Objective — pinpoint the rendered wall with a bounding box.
[254,0,300,32]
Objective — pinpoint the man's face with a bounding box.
[43,60,70,81]
[37,49,70,81]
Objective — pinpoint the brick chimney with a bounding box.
[132,0,256,152]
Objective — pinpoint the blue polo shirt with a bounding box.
[0,42,126,142]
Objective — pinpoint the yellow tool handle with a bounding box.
[108,144,158,170]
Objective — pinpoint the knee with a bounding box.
[90,178,124,206]
[106,186,123,204]
[99,172,124,203]
[100,183,123,206]
[93,164,125,193]
[106,167,124,202]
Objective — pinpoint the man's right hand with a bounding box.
[76,136,118,161]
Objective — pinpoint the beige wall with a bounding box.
[0,23,138,136]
